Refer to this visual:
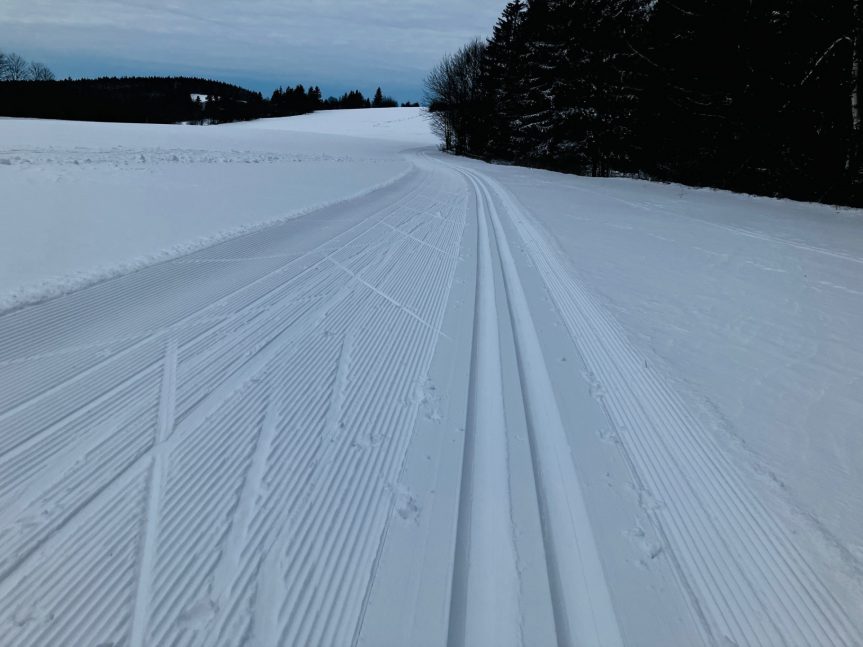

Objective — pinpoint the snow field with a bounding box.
[238,107,438,145]
[0,109,861,645]
[476,162,863,594]
[0,114,419,312]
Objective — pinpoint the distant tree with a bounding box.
[204,94,220,122]
[336,89,371,109]
[192,95,204,124]
[372,87,398,108]
[27,61,55,81]
[1,52,28,81]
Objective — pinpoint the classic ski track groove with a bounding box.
[458,168,623,647]
[468,168,862,647]
[447,172,521,647]
[0,164,469,646]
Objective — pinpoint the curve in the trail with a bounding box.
[468,167,862,647]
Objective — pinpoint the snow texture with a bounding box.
[0,109,432,312]
[0,108,861,646]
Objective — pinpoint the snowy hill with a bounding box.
[237,106,437,144]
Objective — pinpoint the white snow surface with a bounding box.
[238,106,438,144]
[0,111,426,312]
[1,109,862,646]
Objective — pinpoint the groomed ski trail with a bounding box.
[0,162,469,647]
[450,168,623,647]
[460,166,862,647]
[1,146,860,647]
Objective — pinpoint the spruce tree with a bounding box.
[482,0,528,158]
[512,0,557,161]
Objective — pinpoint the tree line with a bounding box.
[0,76,265,124]
[0,56,412,125]
[268,85,412,117]
[426,0,863,205]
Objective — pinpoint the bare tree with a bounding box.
[1,52,28,81]
[424,39,486,153]
[424,54,457,149]
[27,61,55,81]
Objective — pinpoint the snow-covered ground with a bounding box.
[1,109,861,646]
[237,106,438,144]
[0,111,427,311]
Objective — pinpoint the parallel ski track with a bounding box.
[448,171,521,647]
[0,165,469,646]
[455,168,623,647]
[470,168,862,646]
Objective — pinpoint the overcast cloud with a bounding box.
[0,0,504,100]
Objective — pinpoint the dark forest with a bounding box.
[0,63,410,125]
[426,0,863,205]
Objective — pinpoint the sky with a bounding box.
[0,0,505,102]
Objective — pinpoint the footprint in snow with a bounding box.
[388,483,421,525]
[625,526,664,567]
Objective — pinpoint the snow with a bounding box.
[0,113,416,312]
[477,165,863,552]
[238,106,437,145]
[1,108,862,646]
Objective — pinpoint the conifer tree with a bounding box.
[481,0,528,158]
